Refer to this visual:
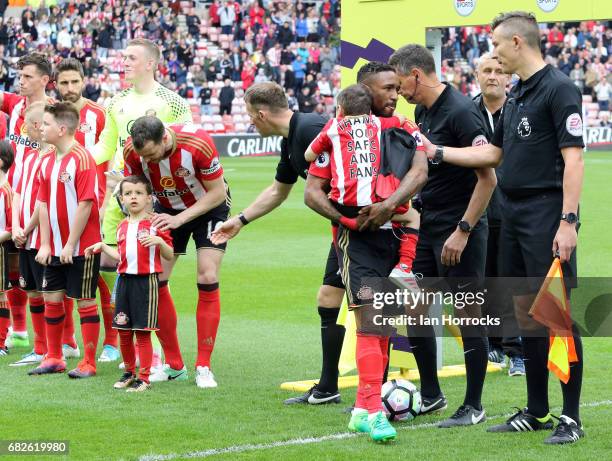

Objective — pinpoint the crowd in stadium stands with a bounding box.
[441,21,612,127]
[0,0,341,133]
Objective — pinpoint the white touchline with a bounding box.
[138,400,612,461]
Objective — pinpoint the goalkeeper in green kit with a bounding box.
[94,39,192,376]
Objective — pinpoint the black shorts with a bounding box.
[0,242,10,292]
[18,249,44,292]
[322,242,344,289]
[413,215,488,291]
[499,190,577,293]
[6,240,18,255]
[155,203,230,255]
[42,254,100,300]
[335,225,399,307]
[113,273,159,331]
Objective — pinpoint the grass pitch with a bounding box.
[2,153,612,460]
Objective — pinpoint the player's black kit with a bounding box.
[487,65,584,443]
[411,83,490,425]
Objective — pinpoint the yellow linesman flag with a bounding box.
[528,258,578,384]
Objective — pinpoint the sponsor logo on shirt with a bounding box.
[175,167,190,178]
[59,171,72,183]
[454,0,476,17]
[517,117,531,138]
[566,113,583,137]
[8,133,39,149]
[160,176,176,189]
[155,188,191,198]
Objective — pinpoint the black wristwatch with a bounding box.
[457,220,472,233]
[560,212,578,224]
[238,212,250,226]
[431,145,444,164]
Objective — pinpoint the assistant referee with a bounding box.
[422,12,585,444]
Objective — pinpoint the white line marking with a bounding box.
[139,400,612,460]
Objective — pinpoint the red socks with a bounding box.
[0,300,10,348]
[44,301,66,360]
[156,282,184,370]
[118,329,136,374]
[29,297,47,355]
[7,286,28,333]
[119,329,153,383]
[196,283,221,368]
[135,331,153,383]
[356,333,386,413]
[98,277,118,347]
[397,227,419,271]
[78,304,100,365]
[62,297,77,348]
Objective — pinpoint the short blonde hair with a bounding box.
[127,38,161,65]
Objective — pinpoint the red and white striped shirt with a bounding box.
[116,219,172,275]
[0,182,12,235]
[75,99,106,199]
[37,144,101,257]
[308,115,425,207]
[123,124,223,211]
[1,93,43,190]
[15,146,48,250]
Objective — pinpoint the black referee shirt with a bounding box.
[492,64,584,198]
[275,112,327,184]
[473,93,504,225]
[415,83,489,212]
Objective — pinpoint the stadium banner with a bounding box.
[212,133,282,157]
[585,127,612,151]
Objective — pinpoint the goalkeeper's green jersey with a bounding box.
[93,82,193,170]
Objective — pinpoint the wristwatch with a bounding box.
[560,212,578,224]
[431,145,444,164]
[238,212,250,226]
[457,220,472,233]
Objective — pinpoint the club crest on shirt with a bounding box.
[137,229,150,240]
[175,166,190,178]
[59,171,72,183]
[114,312,129,326]
[160,176,176,189]
[145,109,157,117]
[79,122,92,134]
[517,117,531,138]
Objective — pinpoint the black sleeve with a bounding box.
[299,118,327,152]
[275,140,299,185]
[549,80,585,149]
[452,103,488,147]
[491,105,505,148]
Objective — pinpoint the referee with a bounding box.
[388,44,497,428]
[211,82,346,405]
[421,12,584,444]
[473,53,525,376]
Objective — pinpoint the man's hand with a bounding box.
[151,213,184,231]
[420,133,436,160]
[441,229,469,266]
[60,243,75,264]
[35,245,52,266]
[12,227,26,248]
[553,221,577,263]
[358,202,395,231]
[104,170,124,190]
[139,235,164,248]
[85,242,104,258]
[210,216,243,245]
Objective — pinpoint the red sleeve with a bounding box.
[308,119,333,156]
[379,116,402,130]
[1,92,17,115]
[307,152,332,179]
[76,158,96,202]
[401,119,426,152]
[194,129,224,181]
[156,227,173,247]
[123,146,143,176]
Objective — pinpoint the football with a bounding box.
[381,379,422,421]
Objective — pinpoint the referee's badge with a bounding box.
[517,117,531,138]
[315,152,330,168]
[566,113,583,137]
